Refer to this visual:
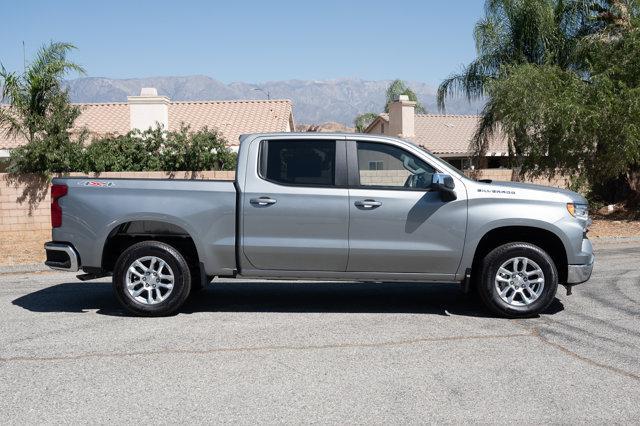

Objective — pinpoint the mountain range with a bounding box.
[63,75,484,125]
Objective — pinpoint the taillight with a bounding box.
[51,184,68,228]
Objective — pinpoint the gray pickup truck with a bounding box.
[45,133,594,317]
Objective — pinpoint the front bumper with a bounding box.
[566,237,594,284]
[567,260,594,284]
[44,242,80,272]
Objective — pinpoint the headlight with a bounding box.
[567,203,589,219]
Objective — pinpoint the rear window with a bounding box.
[261,140,336,187]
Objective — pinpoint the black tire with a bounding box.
[113,241,191,316]
[477,242,558,318]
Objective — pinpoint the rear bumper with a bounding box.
[44,242,80,272]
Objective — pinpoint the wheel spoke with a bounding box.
[129,268,144,279]
[520,258,528,273]
[496,275,510,283]
[499,267,512,276]
[499,286,511,297]
[159,274,173,282]
[520,290,531,304]
[156,259,166,274]
[527,268,543,277]
[134,260,148,273]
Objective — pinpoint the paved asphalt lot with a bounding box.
[1,239,639,424]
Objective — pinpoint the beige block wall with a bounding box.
[359,170,411,186]
[469,169,571,188]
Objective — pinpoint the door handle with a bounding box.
[250,196,277,206]
[354,199,382,209]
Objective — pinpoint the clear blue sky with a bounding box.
[0,0,484,86]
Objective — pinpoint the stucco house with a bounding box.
[364,95,509,170]
[0,88,295,166]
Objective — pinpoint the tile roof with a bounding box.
[373,113,509,156]
[0,100,293,149]
[169,100,293,146]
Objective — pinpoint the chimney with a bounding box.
[127,88,170,131]
[388,94,416,139]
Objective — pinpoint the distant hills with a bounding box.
[63,75,484,125]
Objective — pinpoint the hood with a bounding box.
[477,180,588,204]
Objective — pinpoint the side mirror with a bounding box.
[430,173,457,201]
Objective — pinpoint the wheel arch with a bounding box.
[470,225,569,284]
[100,217,202,273]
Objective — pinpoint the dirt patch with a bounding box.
[0,230,49,266]
[589,219,640,238]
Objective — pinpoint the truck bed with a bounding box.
[52,177,238,276]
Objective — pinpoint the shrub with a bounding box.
[7,133,85,174]
[9,125,237,174]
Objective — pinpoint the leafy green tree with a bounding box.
[354,112,379,132]
[384,79,426,113]
[437,0,640,204]
[485,18,640,202]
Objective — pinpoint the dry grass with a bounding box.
[588,219,640,238]
[0,220,638,267]
[0,229,49,266]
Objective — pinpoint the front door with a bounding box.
[242,139,349,271]
[347,141,467,277]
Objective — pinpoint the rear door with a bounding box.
[347,140,467,277]
[241,138,349,271]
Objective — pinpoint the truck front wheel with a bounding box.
[113,241,192,316]
[478,242,558,318]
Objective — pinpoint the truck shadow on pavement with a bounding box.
[12,280,565,318]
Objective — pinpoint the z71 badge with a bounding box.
[81,180,114,188]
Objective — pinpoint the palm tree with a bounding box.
[437,0,567,110]
[436,0,638,157]
[385,79,426,113]
[0,42,85,143]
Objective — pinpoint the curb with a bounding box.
[591,236,640,243]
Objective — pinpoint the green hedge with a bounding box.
[8,126,237,174]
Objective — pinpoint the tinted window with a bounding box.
[262,140,336,186]
[357,142,435,189]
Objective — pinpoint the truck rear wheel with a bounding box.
[478,242,558,318]
[113,241,192,316]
